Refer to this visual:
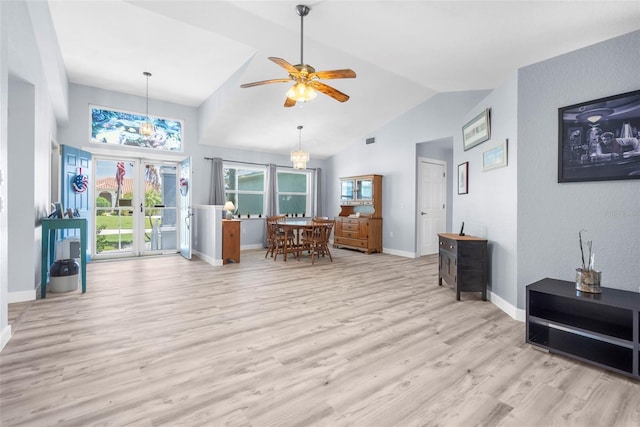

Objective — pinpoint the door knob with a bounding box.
[421,211,427,215]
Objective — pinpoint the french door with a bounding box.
[93,157,179,258]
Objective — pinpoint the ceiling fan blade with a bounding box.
[240,78,291,88]
[310,81,350,102]
[268,57,300,75]
[284,97,296,108]
[310,69,356,80]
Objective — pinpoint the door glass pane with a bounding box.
[143,163,177,252]
[95,159,135,255]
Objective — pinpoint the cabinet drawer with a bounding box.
[344,230,359,239]
[343,223,359,232]
[439,237,456,254]
[335,236,367,248]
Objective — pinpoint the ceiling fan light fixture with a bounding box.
[286,82,317,102]
[140,71,155,137]
[291,125,309,170]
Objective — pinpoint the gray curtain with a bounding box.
[263,164,278,247]
[267,163,277,216]
[315,167,322,218]
[209,157,225,205]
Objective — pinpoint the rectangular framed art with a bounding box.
[458,162,469,194]
[463,109,491,151]
[558,89,640,183]
[483,140,508,171]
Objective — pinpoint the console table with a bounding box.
[40,218,87,298]
[527,278,640,380]
[438,233,488,300]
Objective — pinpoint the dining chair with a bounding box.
[265,215,285,259]
[265,215,294,261]
[300,218,334,264]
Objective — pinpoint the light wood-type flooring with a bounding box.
[2,249,640,426]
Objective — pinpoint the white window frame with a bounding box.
[224,162,267,218]
[276,168,312,216]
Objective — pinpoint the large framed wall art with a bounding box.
[558,90,640,183]
[90,105,184,152]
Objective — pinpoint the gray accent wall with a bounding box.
[517,30,640,308]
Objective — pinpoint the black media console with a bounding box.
[526,278,640,380]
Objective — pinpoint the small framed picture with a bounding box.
[463,109,491,151]
[458,162,469,194]
[483,140,508,171]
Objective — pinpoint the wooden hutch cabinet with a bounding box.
[334,174,382,254]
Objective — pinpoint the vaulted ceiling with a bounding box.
[48,0,640,158]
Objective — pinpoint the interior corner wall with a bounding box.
[0,0,11,350]
[7,77,36,297]
[453,72,519,308]
[3,0,61,303]
[517,30,640,308]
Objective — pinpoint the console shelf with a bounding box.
[526,278,640,380]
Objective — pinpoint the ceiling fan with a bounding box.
[240,4,356,107]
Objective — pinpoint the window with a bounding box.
[90,105,184,152]
[224,165,265,217]
[277,169,310,216]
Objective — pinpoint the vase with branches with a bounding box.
[576,229,601,293]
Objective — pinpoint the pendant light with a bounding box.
[290,125,310,170]
[139,71,155,137]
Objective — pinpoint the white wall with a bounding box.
[4,0,59,302]
[453,72,519,307]
[59,83,331,249]
[327,91,491,256]
[517,30,640,307]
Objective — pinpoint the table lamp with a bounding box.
[223,201,235,219]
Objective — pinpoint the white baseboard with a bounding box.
[488,290,525,322]
[381,247,416,258]
[8,290,36,303]
[193,250,223,267]
[242,244,264,251]
[1,324,11,352]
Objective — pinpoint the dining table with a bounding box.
[278,219,313,261]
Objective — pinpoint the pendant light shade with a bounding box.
[291,125,309,170]
[140,71,155,137]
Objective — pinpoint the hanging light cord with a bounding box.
[298,125,303,150]
[143,71,151,118]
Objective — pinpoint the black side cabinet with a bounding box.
[526,278,640,380]
[438,233,488,301]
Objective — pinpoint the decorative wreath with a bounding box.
[180,178,189,196]
[72,173,88,193]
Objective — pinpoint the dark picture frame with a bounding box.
[558,89,640,183]
[458,162,469,195]
[463,109,491,151]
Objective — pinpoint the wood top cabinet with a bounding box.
[438,233,487,301]
[222,219,241,264]
[334,174,382,254]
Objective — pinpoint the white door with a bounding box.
[179,157,192,259]
[418,158,446,256]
